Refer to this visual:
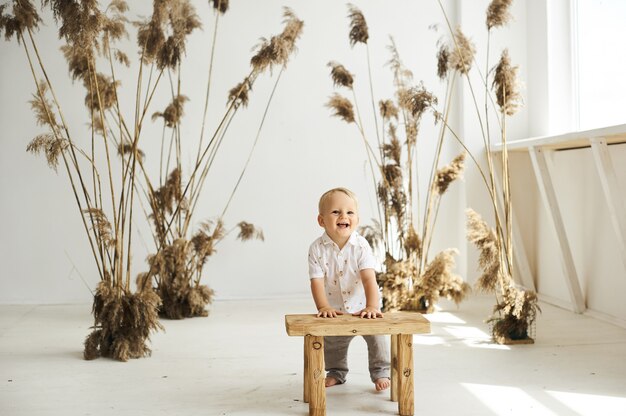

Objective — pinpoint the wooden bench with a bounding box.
[285,312,431,416]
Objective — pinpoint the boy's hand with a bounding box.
[353,306,383,319]
[317,306,343,318]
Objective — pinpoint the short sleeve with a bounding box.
[308,243,324,279]
[357,238,379,272]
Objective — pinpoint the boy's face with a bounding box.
[317,191,359,244]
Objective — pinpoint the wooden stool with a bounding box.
[285,312,430,416]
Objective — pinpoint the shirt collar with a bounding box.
[321,231,359,247]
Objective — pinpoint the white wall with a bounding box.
[1,0,468,303]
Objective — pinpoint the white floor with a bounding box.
[1,295,626,416]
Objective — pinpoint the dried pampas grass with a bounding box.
[449,27,475,75]
[347,3,368,46]
[379,99,398,120]
[417,249,470,313]
[26,133,68,171]
[84,281,163,361]
[486,0,513,30]
[399,83,438,119]
[152,94,188,127]
[237,221,264,242]
[492,49,521,116]
[466,208,501,293]
[0,0,41,43]
[210,0,229,14]
[490,286,540,341]
[327,93,355,123]
[250,7,303,73]
[146,238,215,319]
[328,61,354,89]
[435,152,466,195]
[228,79,251,108]
[436,43,449,80]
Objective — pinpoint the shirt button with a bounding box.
[342,291,346,295]
[339,271,344,276]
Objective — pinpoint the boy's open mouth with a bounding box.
[337,222,350,229]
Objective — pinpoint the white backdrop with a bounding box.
[1,0,529,304]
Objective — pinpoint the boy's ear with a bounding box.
[317,214,324,227]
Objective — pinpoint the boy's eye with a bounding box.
[331,210,339,214]
[347,211,354,215]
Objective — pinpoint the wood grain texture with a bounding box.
[397,334,414,416]
[391,333,399,402]
[306,335,325,416]
[285,312,430,336]
[304,335,310,403]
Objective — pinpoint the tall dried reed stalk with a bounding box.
[2,0,165,360]
[326,4,470,314]
[434,0,540,342]
[142,5,302,319]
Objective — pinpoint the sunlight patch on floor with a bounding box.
[443,325,510,350]
[546,390,626,416]
[426,311,467,324]
[462,383,558,416]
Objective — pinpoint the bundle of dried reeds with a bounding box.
[2,0,167,360]
[141,5,301,319]
[326,4,470,313]
[434,0,539,342]
[2,0,302,357]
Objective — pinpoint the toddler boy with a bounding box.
[307,187,391,391]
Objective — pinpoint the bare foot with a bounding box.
[325,377,340,387]
[374,377,391,391]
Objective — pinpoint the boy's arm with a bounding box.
[310,278,343,318]
[354,268,384,319]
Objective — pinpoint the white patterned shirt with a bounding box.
[308,231,379,314]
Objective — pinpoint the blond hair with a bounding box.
[318,187,359,214]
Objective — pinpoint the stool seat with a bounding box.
[285,312,430,416]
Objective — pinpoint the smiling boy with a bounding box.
[307,187,391,391]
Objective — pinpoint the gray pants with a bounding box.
[324,335,390,384]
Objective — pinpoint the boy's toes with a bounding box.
[374,377,391,391]
[325,377,340,388]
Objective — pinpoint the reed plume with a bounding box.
[328,61,354,88]
[492,49,521,116]
[0,0,41,42]
[210,0,229,14]
[379,99,398,120]
[26,133,68,171]
[486,0,513,30]
[449,27,475,74]
[152,95,188,127]
[417,249,470,313]
[466,208,501,293]
[237,221,265,242]
[435,152,466,195]
[250,7,303,73]
[436,43,449,80]
[326,93,355,123]
[347,3,368,46]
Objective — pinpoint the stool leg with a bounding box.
[307,335,326,416]
[397,334,414,416]
[304,335,310,403]
[390,334,399,402]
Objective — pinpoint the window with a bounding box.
[574,0,626,130]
